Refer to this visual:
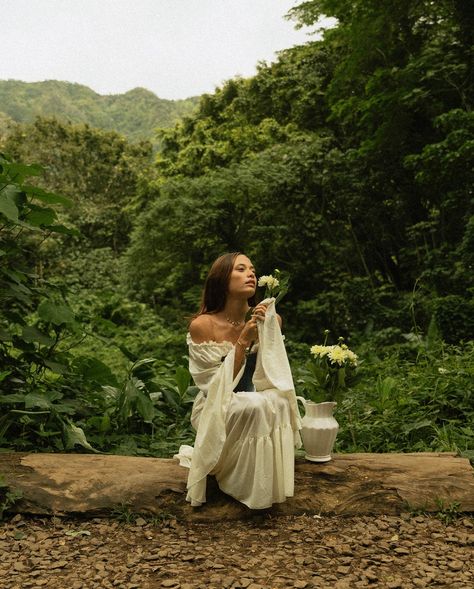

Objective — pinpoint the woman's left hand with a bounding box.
[252,303,267,322]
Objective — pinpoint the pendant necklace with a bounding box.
[225,316,242,327]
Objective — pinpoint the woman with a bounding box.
[177,252,301,509]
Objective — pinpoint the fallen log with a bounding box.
[0,452,472,521]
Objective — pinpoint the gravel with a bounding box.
[0,513,473,588]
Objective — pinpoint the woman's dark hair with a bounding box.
[196,252,256,316]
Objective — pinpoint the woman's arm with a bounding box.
[233,338,249,379]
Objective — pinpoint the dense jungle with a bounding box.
[0,0,473,464]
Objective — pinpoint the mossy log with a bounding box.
[0,452,472,521]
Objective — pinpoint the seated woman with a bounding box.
[177,252,301,510]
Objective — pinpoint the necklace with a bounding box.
[225,316,243,327]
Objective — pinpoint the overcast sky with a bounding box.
[0,0,330,100]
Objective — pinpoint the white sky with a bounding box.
[0,0,328,100]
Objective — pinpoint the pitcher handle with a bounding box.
[296,396,307,414]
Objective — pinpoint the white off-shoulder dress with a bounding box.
[175,299,301,510]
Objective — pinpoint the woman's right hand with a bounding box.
[238,303,267,346]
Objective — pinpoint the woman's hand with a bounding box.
[238,303,267,346]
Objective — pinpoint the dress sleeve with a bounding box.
[186,334,233,397]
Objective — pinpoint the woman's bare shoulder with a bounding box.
[189,314,214,343]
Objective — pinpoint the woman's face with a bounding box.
[228,254,256,298]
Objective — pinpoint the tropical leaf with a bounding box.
[0,185,20,221]
[21,325,55,346]
[63,421,99,452]
[37,300,75,325]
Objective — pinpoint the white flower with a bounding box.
[258,275,280,289]
[328,346,346,366]
[344,349,358,366]
[438,367,448,374]
[310,344,332,358]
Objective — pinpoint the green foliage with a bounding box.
[101,358,158,430]
[0,153,96,452]
[155,42,336,177]
[111,503,137,524]
[434,499,462,525]
[0,80,198,143]
[433,295,474,344]
[323,338,474,456]
[0,0,472,461]
[153,365,198,419]
[0,475,23,520]
[2,117,153,254]
[124,0,473,347]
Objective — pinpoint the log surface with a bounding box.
[0,452,472,521]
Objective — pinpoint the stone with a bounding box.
[386,580,403,589]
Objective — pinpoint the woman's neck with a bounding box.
[222,298,249,324]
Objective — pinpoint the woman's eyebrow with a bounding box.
[236,264,255,270]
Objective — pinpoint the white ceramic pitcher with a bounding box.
[296,397,339,462]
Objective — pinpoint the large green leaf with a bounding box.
[22,325,55,346]
[175,366,191,397]
[0,371,11,383]
[118,344,137,362]
[24,392,55,410]
[131,358,156,371]
[1,268,29,285]
[0,185,20,221]
[22,185,73,207]
[73,356,117,387]
[44,360,68,374]
[37,300,75,325]
[63,421,99,453]
[46,224,78,236]
[5,281,31,296]
[0,393,28,404]
[5,161,43,182]
[24,207,57,227]
[136,393,156,423]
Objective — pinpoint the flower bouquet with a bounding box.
[297,331,359,403]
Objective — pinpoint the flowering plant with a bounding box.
[297,331,359,403]
[257,268,289,305]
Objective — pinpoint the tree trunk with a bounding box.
[1,452,472,521]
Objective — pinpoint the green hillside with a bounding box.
[0,79,199,142]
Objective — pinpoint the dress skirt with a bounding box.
[192,388,296,509]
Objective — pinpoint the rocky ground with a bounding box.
[0,512,473,589]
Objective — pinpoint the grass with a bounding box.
[0,474,23,520]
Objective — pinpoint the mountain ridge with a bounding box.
[0,79,200,142]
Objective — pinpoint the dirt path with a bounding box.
[1,513,473,589]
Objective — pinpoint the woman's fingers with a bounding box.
[252,303,267,320]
